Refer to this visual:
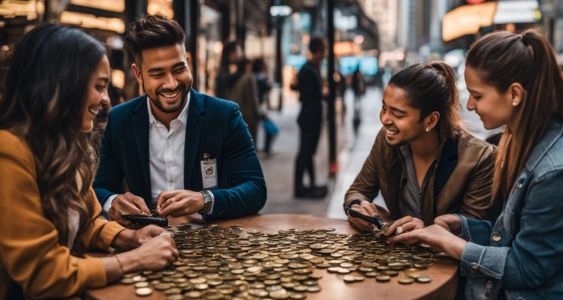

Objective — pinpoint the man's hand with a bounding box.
[346,200,380,232]
[157,190,205,217]
[108,192,150,227]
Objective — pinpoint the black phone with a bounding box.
[123,215,168,227]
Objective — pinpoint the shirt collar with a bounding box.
[147,92,191,126]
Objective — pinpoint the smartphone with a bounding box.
[123,215,168,227]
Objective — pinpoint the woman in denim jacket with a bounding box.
[388,30,563,299]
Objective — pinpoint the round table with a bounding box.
[86,214,458,300]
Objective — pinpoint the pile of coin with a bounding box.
[121,224,439,299]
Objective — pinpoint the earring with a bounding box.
[425,127,430,132]
[512,101,518,107]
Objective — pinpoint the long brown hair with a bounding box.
[388,61,462,139]
[466,30,563,199]
[0,24,107,247]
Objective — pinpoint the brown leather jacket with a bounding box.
[344,128,501,225]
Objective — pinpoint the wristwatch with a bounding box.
[200,190,213,214]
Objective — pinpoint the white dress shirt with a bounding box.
[103,93,214,214]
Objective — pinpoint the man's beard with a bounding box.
[145,83,190,114]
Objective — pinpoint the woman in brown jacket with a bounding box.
[344,62,501,233]
[0,24,178,299]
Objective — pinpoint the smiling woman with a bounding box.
[0,24,178,299]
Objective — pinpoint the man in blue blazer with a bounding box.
[94,15,266,227]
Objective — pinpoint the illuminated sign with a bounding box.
[493,1,541,24]
[442,2,497,42]
[60,11,125,33]
[70,0,125,13]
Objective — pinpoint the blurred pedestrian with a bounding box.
[252,58,278,156]
[351,66,366,136]
[216,41,261,142]
[294,37,328,199]
[0,24,177,299]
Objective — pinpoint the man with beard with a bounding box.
[344,62,501,235]
[94,15,266,227]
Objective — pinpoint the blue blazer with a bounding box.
[93,89,267,219]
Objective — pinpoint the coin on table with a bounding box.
[337,267,350,274]
[364,272,379,278]
[306,286,321,293]
[398,278,415,285]
[135,287,153,297]
[383,270,399,276]
[353,275,365,282]
[120,277,134,285]
[416,276,432,283]
[269,288,290,299]
[167,295,184,300]
[134,281,149,288]
[343,275,356,283]
[248,289,269,297]
[185,291,203,299]
[290,293,306,300]
[375,275,391,282]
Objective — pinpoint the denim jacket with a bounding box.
[456,120,563,300]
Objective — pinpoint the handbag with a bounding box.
[262,119,279,136]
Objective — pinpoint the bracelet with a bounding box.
[114,255,125,274]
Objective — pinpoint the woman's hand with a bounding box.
[382,216,424,237]
[346,200,380,232]
[388,224,467,260]
[433,214,462,235]
[112,225,165,250]
[118,234,178,273]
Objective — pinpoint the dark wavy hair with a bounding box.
[124,14,185,66]
[388,62,462,139]
[466,30,563,200]
[0,24,107,247]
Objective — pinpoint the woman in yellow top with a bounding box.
[0,24,178,299]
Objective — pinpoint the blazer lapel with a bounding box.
[184,89,206,187]
[132,97,152,201]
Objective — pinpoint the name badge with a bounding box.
[201,153,217,189]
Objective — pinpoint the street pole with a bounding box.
[327,0,337,177]
[275,16,284,111]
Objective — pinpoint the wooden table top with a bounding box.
[86,214,458,300]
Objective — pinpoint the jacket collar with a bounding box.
[525,119,563,171]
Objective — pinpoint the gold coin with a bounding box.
[383,270,399,276]
[343,275,356,283]
[120,278,134,285]
[135,287,153,297]
[185,291,203,299]
[376,275,391,282]
[416,276,432,283]
[364,272,379,278]
[306,286,321,293]
[134,281,149,288]
[353,275,365,282]
[154,283,173,290]
[269,288,290,299]
[399,278,415,284]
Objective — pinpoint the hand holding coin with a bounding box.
[383,215,424,238]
